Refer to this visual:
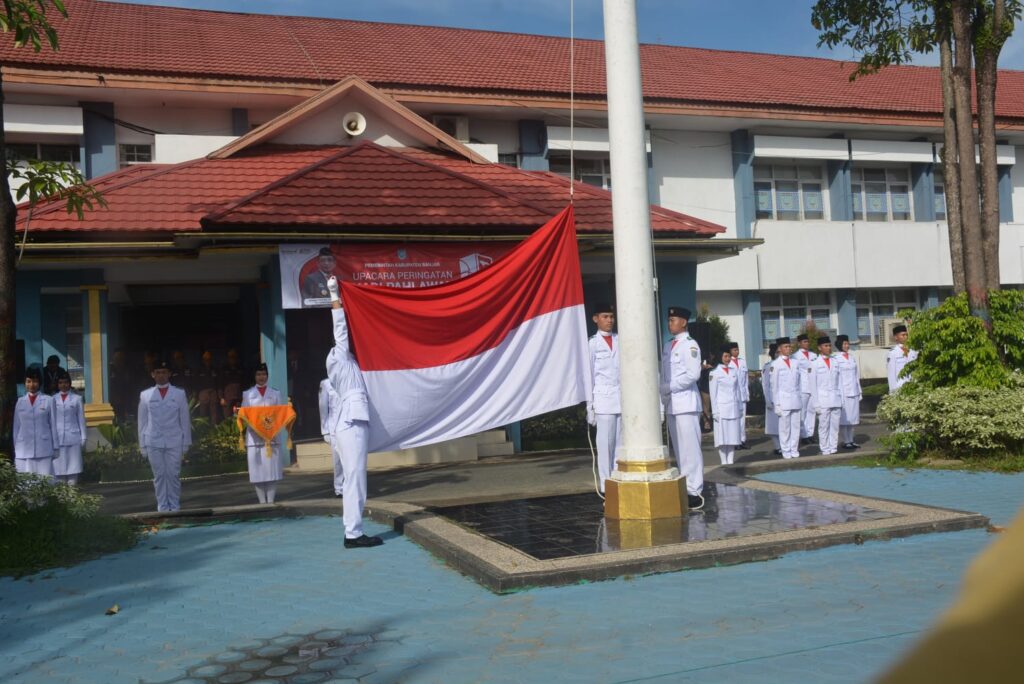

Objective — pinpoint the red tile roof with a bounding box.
[5,0,1024,121]
[17,142,724,237]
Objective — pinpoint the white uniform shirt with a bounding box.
[138,385,192,451]
[730,356,750,401]
[770,356,803,411]
[809,355,843,409]
[13,393,58,459]
[241,385,285,447]
[886,344,918,392]
[660,332,702,415]
[587,332,621,415]
[318,378,342,437]
[836,352,863,399]
[795,348,818,394]
[709,365,743,419]
[761,364,774,408]
[53,391,87,447]
[326,307,370,424]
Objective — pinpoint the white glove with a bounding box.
[586,404,596,427]
[713,414,720,423]
[765,402,774,411]
[80,438,87,448]
[773,406,783,418]
[326,275,340,303]
[323,434,333,445]
[140,447,148,459]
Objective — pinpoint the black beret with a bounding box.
[796,333,809,342]
[835,335,849,347]
[154,360,171,370]
[775,336,791,346]
[667,306,691,320]
[817,336,831,345]
[892,324,908,335]
[590,302,614,316]
[255,362,269,373]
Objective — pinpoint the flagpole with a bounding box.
[601,0,687,521]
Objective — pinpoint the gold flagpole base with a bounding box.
[604,477,687,520]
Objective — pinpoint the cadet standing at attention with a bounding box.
[326,275,382,548]
[794,333,818,444]
[52,371,86,485]
[13,367,58,477]
[138,360,192,512]
[586,303,621,495]
[770,337,803,459]
[761,343,783,456]
[318,377,344,497]
[886,324,918,392]
[659,306,705,510]
[834,335,862,449]
[241,363,287,504]
[727,342,750,449]
[809,336,843,456]
[709,344,743,465]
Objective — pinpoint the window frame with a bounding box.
[753,163,827,221]
[760,291,835,349]
[855,289,920,346]
[549,153,612,190]
[851,166,914,222]
[118,143,153,168]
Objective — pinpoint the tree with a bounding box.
[812,0,1022,321]
[1,2,105,457]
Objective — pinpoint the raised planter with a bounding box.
[88,461,248,483]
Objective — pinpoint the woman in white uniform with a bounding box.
[834,335,863,449]
[52,372,86,485]
[241,363,286,503]
[761,343,782,456]
[709,344,744,465]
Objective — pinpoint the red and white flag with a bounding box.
[340,206,589,452]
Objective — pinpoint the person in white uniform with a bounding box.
[659,305,705,510]
[318,377,344,497]
[709,344,743,465]
[241,363,286,504]
[809,336,843,456]
[761,343,783,456]
[585,302,621,495]
[794,333,818,443]
[886,324,918,393]
[727,342,750,448]
[834,335,863,449]
[326,275,382,549]
[52,372,86,485]
[138,360,192,512]
[770,336,803,459]
[13,368,58,478]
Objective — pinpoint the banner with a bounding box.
[278,243,517,309]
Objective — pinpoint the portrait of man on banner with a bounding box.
[301,247,340,308]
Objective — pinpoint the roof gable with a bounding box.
[208,75,489,162]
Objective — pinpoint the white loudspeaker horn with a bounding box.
[342,111,367,137]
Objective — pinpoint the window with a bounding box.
[855,289,919,346]
[119,144,153,168]
[760,291,834,347]
[852,167,912,221]
[753,164,825,221]
[934,171,947,220]
[549,155,611,190]
[5,142,79,164]
[497,153,519,168]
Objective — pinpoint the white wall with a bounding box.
[114,107,234,146]
[3,104,82,135]
[268,92,423,148]
[154,134,237,163]
[651,129,736,234]
[695,290,745,353]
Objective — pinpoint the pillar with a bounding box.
[258,260,289,405]
[912,163,936,222]
[655,261,697,342]
[80,285,114,426]
[998,166,1014,223]
[741,291,763,370]
[836,289,858,342]
[81,102,116,179]
[730,130,755,239]
[518,120,549,171]
[828,158,853,221]
[231,108,249,137]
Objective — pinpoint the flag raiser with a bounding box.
[340,206,590,452]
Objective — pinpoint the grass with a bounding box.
[1,513,143,578]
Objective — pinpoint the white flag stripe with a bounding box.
[363,305,590,451]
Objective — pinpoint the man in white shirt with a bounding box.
[770,337,803,459]
[809,336,843,456]
[886,324,919,392]
[586,303,621,495]
[138,360,192,512]
[728,341,750,449]
[794,333,818,445]
[660,306,705,510]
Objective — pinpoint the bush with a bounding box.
[521,404,589,450]
[187,418,246,466]
[0,460,141,576]
[877,376,1024,460]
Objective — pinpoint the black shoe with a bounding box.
[334,492,344,498]
[738,442,749,450]
[851,442,861,449]
[773,449,784,456]
[344,535,383,548]
[801,438,814,446]
[842,443,855,450]
[687,494,705,511]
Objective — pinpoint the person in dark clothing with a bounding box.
[43,355,66,395]
[194,350,221,425]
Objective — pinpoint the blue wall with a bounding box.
[827,159,853,221]
[81,101,117,179]
[741,291,762,369]
[518,120,549,172]
[259,260,289,405]
[656,261,697,343]
[836,289,858,342]
[911,163,936,222]
[730,130,755,239]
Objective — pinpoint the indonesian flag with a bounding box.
[341,206,589,452]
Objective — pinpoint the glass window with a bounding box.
[5,143,37,163]
[854,289,921,346]
[760,291,835,351]
[118,144,153,168]
[40,144,80,163]
[934,172,947,220]
[497,153,518,168]
[752,163,829,221]
[852,167,916,221]
[549,154,611,190]
[761,310,781,343]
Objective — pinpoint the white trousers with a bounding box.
[254,482,278,504]
[778,410,802,458]
[15,457,54,478]
[840,425,856,445]
[800,393,816,438]
[740,402,747,442]
[718,446,735,465]
[595,413,622,493]
[331,439,345,495]
[668,412,703,496]
[818,407,841,455]
[147,446,183,512]
[334,420,369,539]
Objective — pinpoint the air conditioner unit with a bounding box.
[432,114,470,142]
[878,318,906,347]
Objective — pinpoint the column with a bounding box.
[258,260,289,404]
[911,163,936,222]
[231,108,249,137]
[730,130,755,239]
[836,289,858,341]
[741,292,763,370]
[81,102,117,179]
[828,158,853,221]
[998,166,1014,223]
[80,285,114,426]
[517,120,549,171]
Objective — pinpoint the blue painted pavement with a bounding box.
[1,467,1021,683]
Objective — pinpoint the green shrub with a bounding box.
[521,404,589,450]
[990,289,1024,371]
[877,376,1024,460]
[0,460,141,577]
[693,305,731,357]
[861,381,889,397]
[187,418,245,466]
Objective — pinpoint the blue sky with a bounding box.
[126,0,1024,70]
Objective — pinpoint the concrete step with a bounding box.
[475,429,510,445]
[478,441,515,458]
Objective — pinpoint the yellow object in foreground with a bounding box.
[237,405,297,459]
